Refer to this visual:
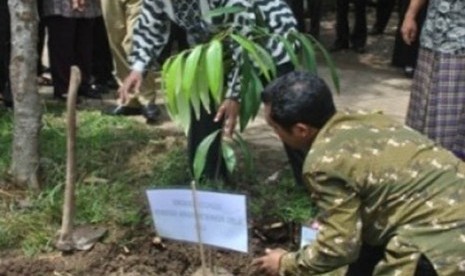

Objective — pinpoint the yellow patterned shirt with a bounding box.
[280,111,465,275]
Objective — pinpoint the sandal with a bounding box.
[37,75,52,86]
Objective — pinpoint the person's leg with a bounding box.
[287,0,306,33]
[346,244,438,276]
[188,100,227,181]
[351,0,367,52]
[91,16,114,91]
[308,0,322,39]
[0,1,12,106]
[332,0,350,50]
[75,17,98,98]
[124,0,159,122]
[37,0,47,76]
[346,243,385,275]
[371,0,395,35]
[46,16,76,98]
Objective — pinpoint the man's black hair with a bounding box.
[261,71,336,130]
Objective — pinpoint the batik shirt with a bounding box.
[129,0,297,98]
[280,110,465,276]
[420,0,465,54]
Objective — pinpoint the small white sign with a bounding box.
[146,189,248,253]
[300,226,318,248]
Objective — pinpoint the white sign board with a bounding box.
[300,226,318,248]
[146,189,248,253]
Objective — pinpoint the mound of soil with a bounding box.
[0,223,297,276]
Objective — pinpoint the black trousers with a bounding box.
[92,16,114,85]
[346,244,437,276]
[0,1,11,105]
[391,0,427,68]
[37,0,47,75]
[372,0,398,33]
[188,63,306,186]
[287,0,323,38]
[335,0,367,48]
[46,16,95,97]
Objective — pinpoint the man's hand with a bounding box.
[401,16,418,45]
[72,0,85,11]
[251,248,287,276]
[214,99,240,138]
[118,71,143,105]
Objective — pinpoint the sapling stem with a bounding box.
[191,180,208,275]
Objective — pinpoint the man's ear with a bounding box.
[292,123,317,138]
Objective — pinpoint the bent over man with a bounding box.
[254,71,465,276]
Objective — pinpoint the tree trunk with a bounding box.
[8,0,41,190]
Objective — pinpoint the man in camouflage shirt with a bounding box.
[252,71,465,275]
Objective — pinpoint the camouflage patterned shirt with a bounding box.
[280,111,465,275]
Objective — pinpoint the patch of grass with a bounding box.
[246,169,315,224]
[0,108,187,254]
[0,109,13,170]
[0,105,315,256]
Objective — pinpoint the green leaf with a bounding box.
[183,45,203,119]
[249,69,263,119]
[205,6,246,19]
[193,130,221,181]
[233,131,253,174]
[205,40,224,104]
[239,55,253,131]
[164,53,185,118]
[183,45,203,96]
[275,35,299,68]
[175,86,191,134]
[293,32,317,73]
[231,34,271,80]
[254,42,277,80]
[221,143,236,174]
[306,34,340,94]
[197,52,212,114]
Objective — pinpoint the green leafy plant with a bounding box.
[162,10,339,182]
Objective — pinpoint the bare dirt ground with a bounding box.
[0,6,413,276]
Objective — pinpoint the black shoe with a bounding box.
[103,105,142,116]
[329,41,349,52]
[142,104,161,124]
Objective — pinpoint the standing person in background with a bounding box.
[402,0,465,161]
[119,0,303,183]
[0,0,12,108]
[392,0,427,77]
[331,0,368,53]
[37,0,52,87]
[100,0,177,123]
[287,0,323,39]
[91,15,117,95]
[42,0,102,101]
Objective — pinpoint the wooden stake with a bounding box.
[56,66,80,251]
